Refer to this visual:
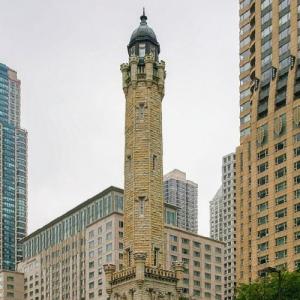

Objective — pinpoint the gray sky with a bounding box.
[0,0,239,236]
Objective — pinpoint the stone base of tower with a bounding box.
[104,253,184,300]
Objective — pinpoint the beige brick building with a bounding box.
[85,213,124,299]
[237,0,300,284]
[17,186,124,300]
[165,227,224,300]
[0,270,24,300]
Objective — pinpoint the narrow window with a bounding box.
[152,154,157,170]
[127,248,132,267]
[139,43,146,57]
[138,196,145,216]
[130,46,135,56]
[127,155,132,171]
[138,103,145,119]
[154,247,159,267]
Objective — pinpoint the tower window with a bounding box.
[139,43,146,57]
[127,154,132,170]
[138,196,145,216]
[150,45,155,56]
[126,248,132,267]
[130,46,135,56]
[154,247,159,267]
[138,103,145,119]
[152,154,157,170]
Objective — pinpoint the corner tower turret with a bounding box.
[128,9,160,61]
[121,10,166,268]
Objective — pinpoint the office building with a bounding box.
[0,270,24,300]
[0,63,28,270]
[164,169,198,233]
[236,0,300,283]
[210,153,236,300]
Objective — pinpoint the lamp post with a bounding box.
[263,267,282,300]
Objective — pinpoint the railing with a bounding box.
[144,266,177,282]
[111,266,177,286]
[111,267,136,285]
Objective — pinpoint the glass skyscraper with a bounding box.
[0,63,27,270]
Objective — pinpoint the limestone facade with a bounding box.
[105,12,184,300]
[122,52,166,268]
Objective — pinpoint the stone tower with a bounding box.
[104,11,184,300]
[122,9,165,269]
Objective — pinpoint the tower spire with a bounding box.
[140,7,147,23]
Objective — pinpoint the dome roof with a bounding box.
[128,10,160,49]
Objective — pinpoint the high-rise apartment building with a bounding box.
[18,187,225,300]
[18,186,124,300]
[237,0,300,283]
[0,63,27,270]
[164,169,198,233]
[210,153,236,300]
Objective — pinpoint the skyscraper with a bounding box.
[164,169,198,233]
[237,0,300,283]
[0,64,27,270]
[104,11,184,299]
[210,153,236,300]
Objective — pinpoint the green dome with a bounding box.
[128,11,160,49]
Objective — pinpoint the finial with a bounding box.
[140,7,147,24]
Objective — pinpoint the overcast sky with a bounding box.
[0,0,239,236]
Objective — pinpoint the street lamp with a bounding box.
[263,267,283,300]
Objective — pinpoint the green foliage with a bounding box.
[236,270,300,300]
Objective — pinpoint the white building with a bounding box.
[210,153,236,300]
[164,169,198,233]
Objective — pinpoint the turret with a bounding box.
[128,9,160,61]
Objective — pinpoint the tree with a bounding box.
[235,269,300,300]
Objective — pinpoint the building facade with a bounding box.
[18,186,224,300]
[0,270,24,300]
[85,213,124,299]
[210,187,223,241]
[18,186,124,300]
[165,226,224,300]
[236,0,300,283]
[0,63,28,270]
[164,169,198,233]
[210,153,236,300]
